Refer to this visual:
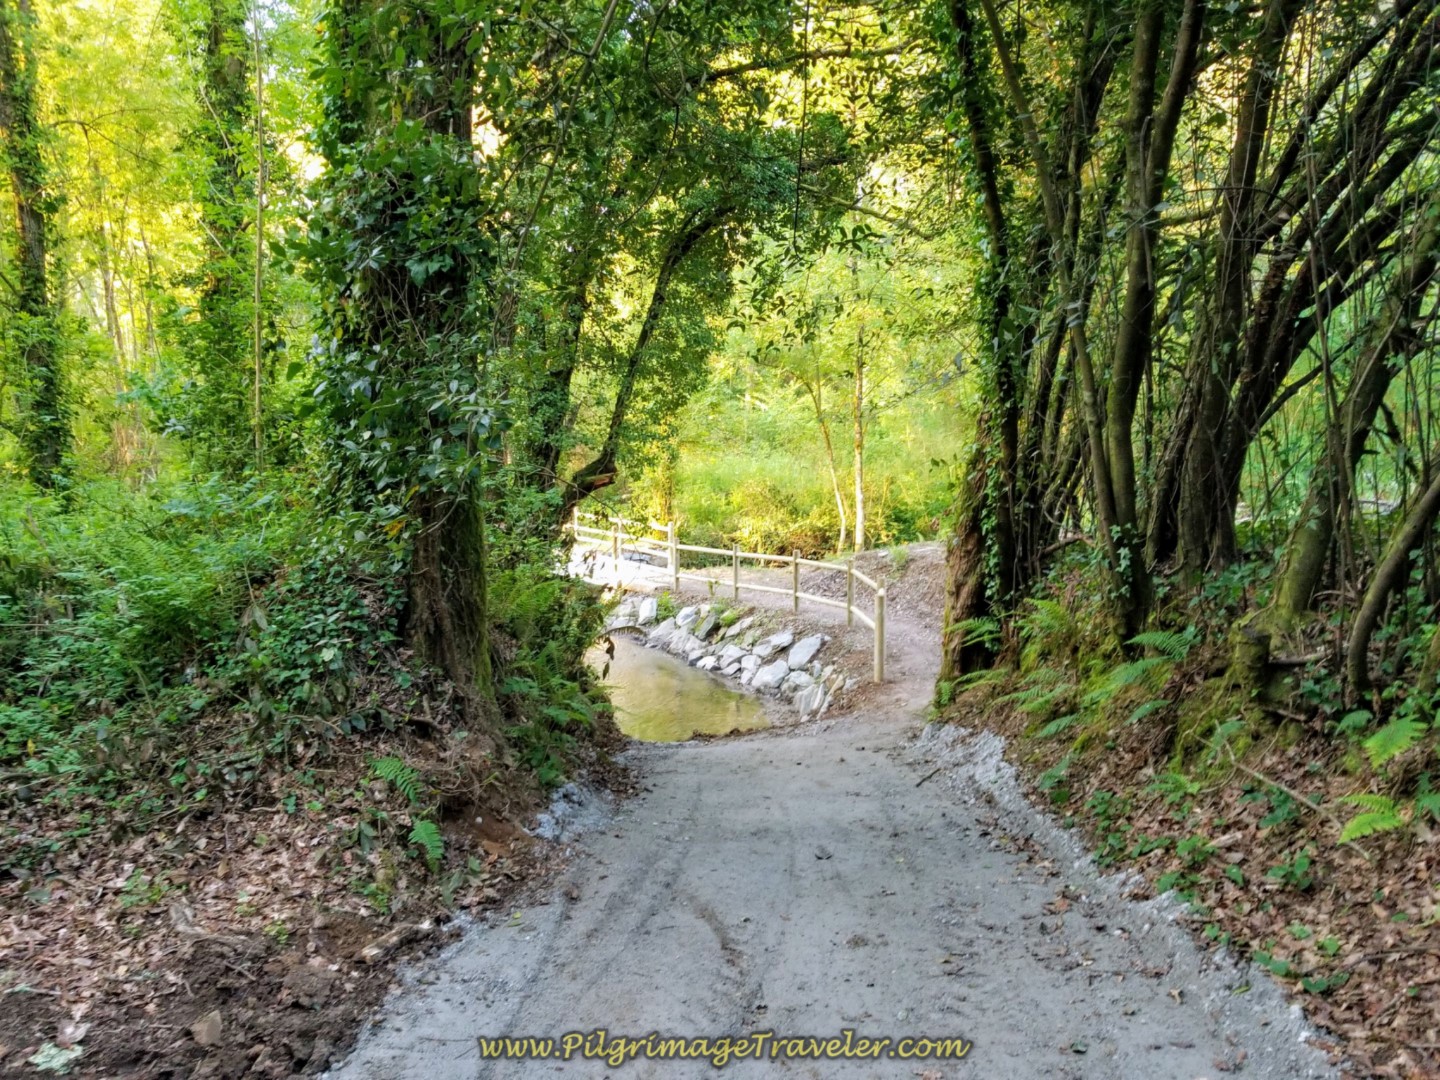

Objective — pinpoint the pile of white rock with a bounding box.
[606,598,848,720]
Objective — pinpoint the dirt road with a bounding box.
[332,559,1336,1079]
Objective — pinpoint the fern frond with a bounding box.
[1036,713,1080,738]
[1205,718,1247,764]
[409,819,444,867]
[1128,630,1195,661]
[947,617,1001,649]
[1019,599,1076,642]
[1338,797,1406,842]
[952,668,1008,691]
[1414,792,1440,821]
[1339,793,1399,812]
[1083,657,1171,707]
[1038,749,1075,791]
[372,756,422,803]
[1126,698,1171,725]
[1000,667,1072,716]
[1362,717,1425,769]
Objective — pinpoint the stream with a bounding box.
[589,634,767,742]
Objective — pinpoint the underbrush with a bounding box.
[0,474,620,1073]
[1,476,616,911]
[939,553,1440,1076]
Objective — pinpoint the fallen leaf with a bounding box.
[191,1009,223,1047]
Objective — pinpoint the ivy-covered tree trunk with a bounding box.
[314,0,494,701]
[186,0,258,473]
[0,0,67,487]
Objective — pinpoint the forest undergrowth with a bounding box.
[0,476,621,1077]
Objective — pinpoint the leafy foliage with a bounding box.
[1128,630,1196,662]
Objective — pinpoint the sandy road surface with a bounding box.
[334,727,1333,1077]
[332,552,1335,1079]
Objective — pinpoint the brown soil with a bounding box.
[796,540,948,637]
[0,723,632,1078]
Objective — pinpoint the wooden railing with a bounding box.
[568,511,885,683]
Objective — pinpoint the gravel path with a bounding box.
[331,554,1338,1080]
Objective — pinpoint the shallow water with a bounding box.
[590,635,767,742]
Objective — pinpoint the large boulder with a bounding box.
[752,630,795,660]
[739,654,761,674]
[718,644,747,665]
[752,659,791,692]
[668,632,704,657]
[695,612,720,640]
[648,617,677,644]
[780,670,815,698]
[786,634,825,670]
[722,615,755,640]
[675,605,701,630]
[696,656,719,671]
[795,684,828,717]
[637,596,659,625]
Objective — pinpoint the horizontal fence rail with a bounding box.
[568,511,885,683]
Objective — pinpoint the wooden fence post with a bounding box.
[873,588,886,683]
[732,542,740,600]
[846,559,854,627]
[792,550,800,613]
[669,521,679,592]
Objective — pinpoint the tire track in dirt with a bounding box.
[331,551,1337,1079]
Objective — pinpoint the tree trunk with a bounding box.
[0,0,67,486]
[1348,455,1440,690]
[561,202,732,522]
[251,11,265,470]
[1155,0,1437,571]
[938,0,1021,674]
[939,442,994,679]
[191,0,256,473]
[1102,0,1204,635]
[531,255,596,493]
[319,0,492,698]
[806,378,848,553]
